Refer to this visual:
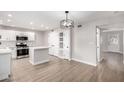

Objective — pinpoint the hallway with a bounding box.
[97,52,124,82]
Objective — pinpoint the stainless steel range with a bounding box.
[16,36,29,59]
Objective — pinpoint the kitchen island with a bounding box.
[29,47,49,65]
[0,48,12,80]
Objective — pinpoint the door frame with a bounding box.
[62,29,72,61]
[96,26,102,64]
[96,26,124,64]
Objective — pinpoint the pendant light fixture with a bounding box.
[60,11,74,29]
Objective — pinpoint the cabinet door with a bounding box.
[48,32,59,56]
[8,31,16,41]
[0,54,11,80]
[0,30,16,41]
[28,32,35,41]
[0,31,3,40]
[9,47,16,59]
[0,31,8,41]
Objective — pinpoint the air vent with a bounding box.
[77,25,82,28]
[51,29,54,32]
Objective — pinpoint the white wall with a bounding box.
[34,31,44,46]
[34,31,49,47]
[72,24,97,66]
[42,31,49,46]
[31,31,48,47]
[72,14,124,66]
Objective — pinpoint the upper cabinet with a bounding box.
[0,30,35,41]
[0,31,7,41]
[0,30,16,41]
[15,31,35,41]
[8,30,16,41]
[15,31,27,36]
[27,32,35,41]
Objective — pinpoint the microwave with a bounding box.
[16,36,28,41]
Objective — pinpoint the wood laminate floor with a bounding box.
[97,52,124,82]
[10,56,97,82]
[2,52,124,82]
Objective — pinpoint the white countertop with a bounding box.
[0,48,12,54]
[30,46,49,50]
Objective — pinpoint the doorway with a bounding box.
[96,27,123,64]
[96,26,124,81]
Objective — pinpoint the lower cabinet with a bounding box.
[9,47,16,59]
[0,53,11,80]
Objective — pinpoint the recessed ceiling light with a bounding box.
[30,22,33,25]
[7,19,11,22]
[8,14,12,17]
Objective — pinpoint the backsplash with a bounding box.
[0,41,35,48]
[0,41,15,47]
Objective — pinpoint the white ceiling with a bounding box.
[0,11,124,31]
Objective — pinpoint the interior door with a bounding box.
[48,31,59,56]
[63,29,71,60]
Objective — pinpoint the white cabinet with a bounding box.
[0,49,11,80]
[28,32,35,41]
[16,31,27,36]
[0,30,16,41]
[63,30,71,60]
[48,31,59,56]
[15,31,35,41]
[8,31,16,41]
[0,30,35,41]
[0,31,8,41]
[29,47,49,65]
[9,47,16,59]
[48,29,71,60]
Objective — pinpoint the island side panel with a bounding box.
[29,47,49,65]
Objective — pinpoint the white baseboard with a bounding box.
[97,57,104,63]
[72,58,97,66]
[29,60,49,65]
[103,50,123,54]
[0,73,9,80]
[100,57,104,62]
